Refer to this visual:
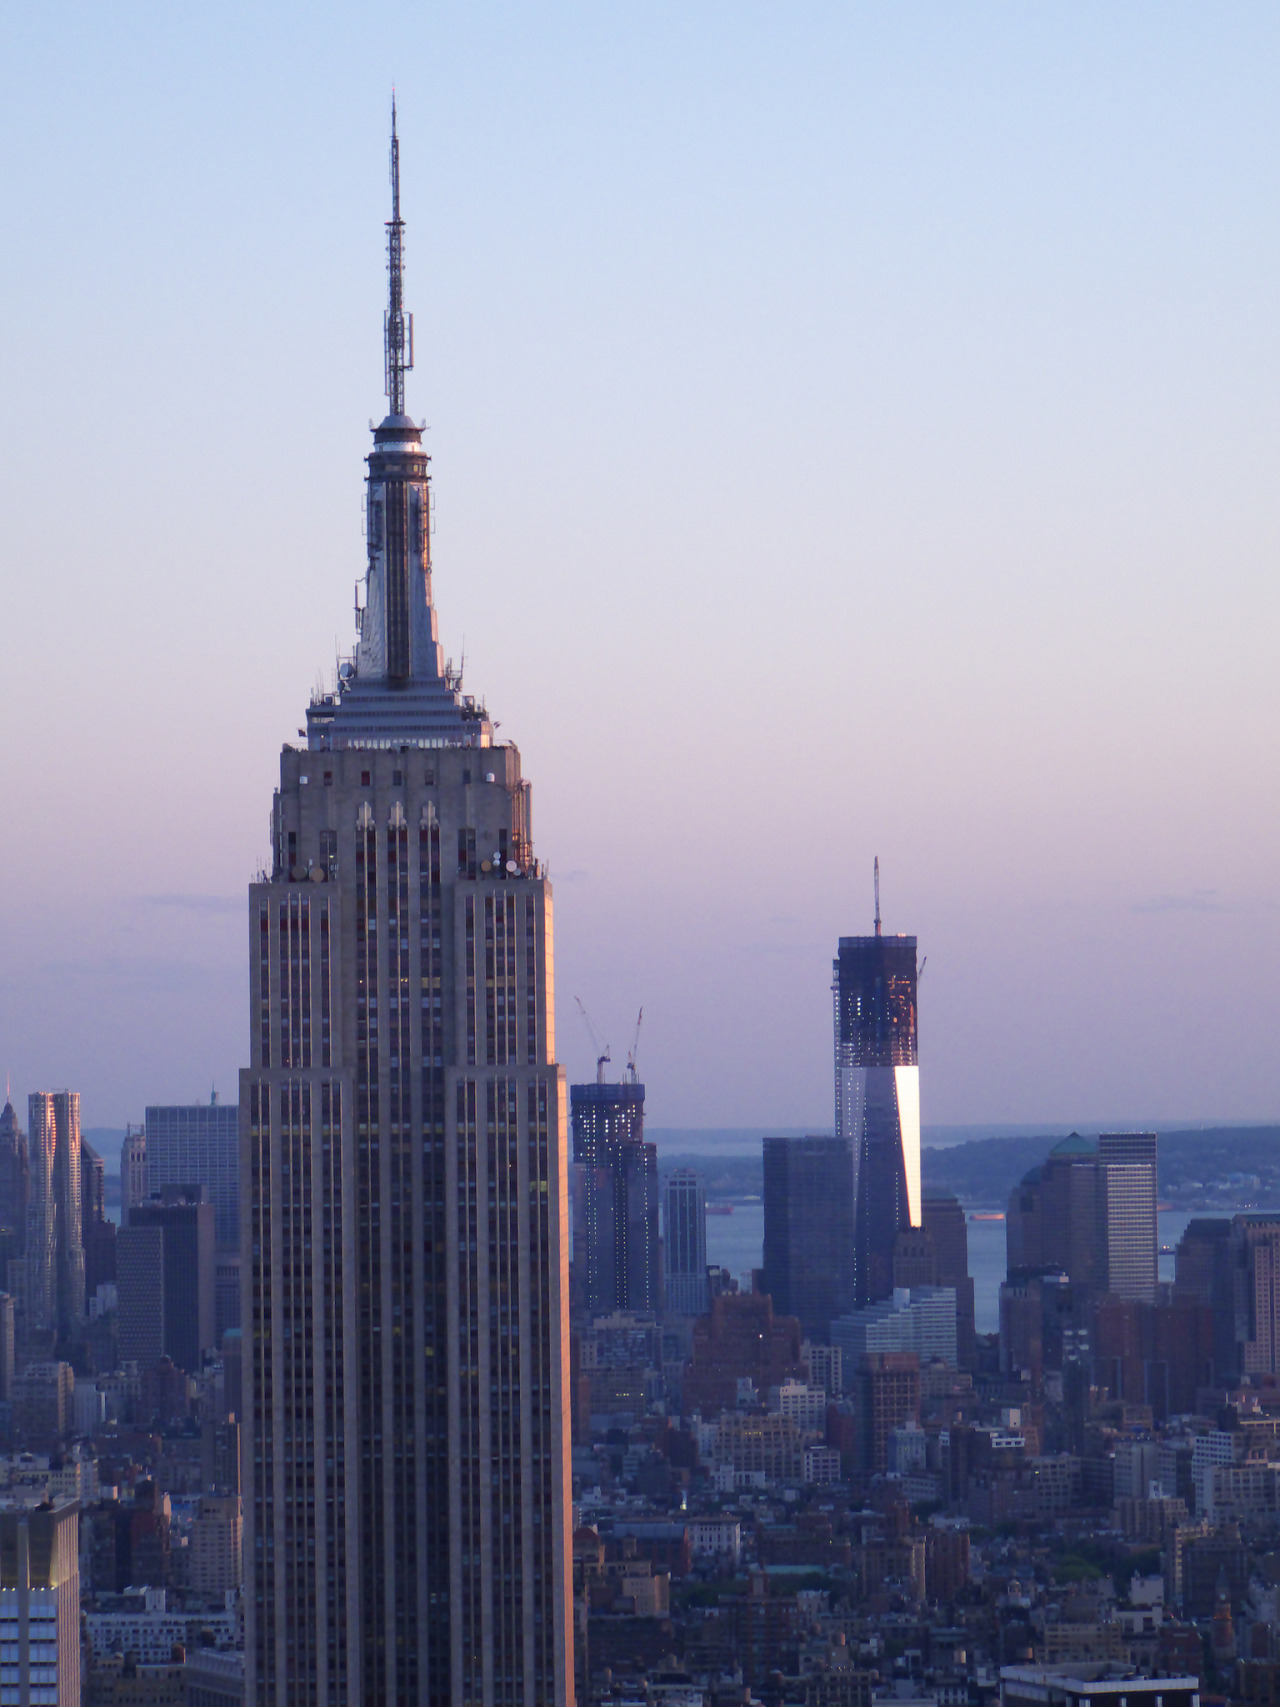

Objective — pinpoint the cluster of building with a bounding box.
[0,1094,243,1705]
[564,1106,1280,1706]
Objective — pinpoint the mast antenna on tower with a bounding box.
[384,92,414,417]
[874,856,881,937]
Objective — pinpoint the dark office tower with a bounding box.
[0,1100,28,1262]
[664,1168,709,1318]
[571,1080,658,1316]
[119,1190,215,1376]
[1174,1218,1235,1383]
[1229,1215,1280,1378]
[80,1140,116,1301]
[833,870,921,1306]
[1006,1134,1104,1294]
[145,1097,240,1250]
[892,1225,936,1288]
[80,1141,104,1225]
[762,1135,854,1340]
[147,1097,241,1340]
[1098,1131,1158,1303]
[26,1093,83,1345]
[242,109,572,1707]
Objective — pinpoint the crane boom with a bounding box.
[574,995,612,1084]
[626,1007,644,1082]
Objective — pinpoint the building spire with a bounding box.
[384,93,414,418]
[874,856,882,936]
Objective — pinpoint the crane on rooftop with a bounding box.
[574,996,611,1084]
[626,1008,643,1083]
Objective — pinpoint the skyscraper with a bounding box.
[145,1097,240,1250]
[663,1167,709,1319]
[0,1102,27,1285]
[1098,1131,1158,1304]
[241,108,572,1707]
[147,1097,241,1339]
[120,1126,147,1227]
[119,1190,215,1376]
[762,1135,854,1340]
[25,1093,83,1348]
[80,1139,115,1302]
[1006,1131,1157,1304]
[833,867,921,1305]
[922,1192,976,1368]
[0,1497,80,1707]
[570,1079,658,1317]
[1174,1217,1236,1383]
[1229,1214,1280,1378]
[1006,1133,1104,1293]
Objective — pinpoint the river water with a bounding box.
[705,1203,1208,1335]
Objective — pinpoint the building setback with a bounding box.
[241,108,572,1707]
[831,1285,958,1377]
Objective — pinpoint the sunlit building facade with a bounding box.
[25,1094,83,1348]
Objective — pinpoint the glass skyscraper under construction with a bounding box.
[833,881,921,1307]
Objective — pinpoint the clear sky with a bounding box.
[2,4,1279,1135]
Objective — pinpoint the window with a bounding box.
[361,770,371,786]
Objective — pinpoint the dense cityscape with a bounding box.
[4,76,1280,1707]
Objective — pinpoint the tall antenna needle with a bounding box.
[384,93,413,416]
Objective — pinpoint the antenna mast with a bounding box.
[385,94,414,416]
[874,856,881,937]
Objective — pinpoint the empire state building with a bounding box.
[241,110,574,1707]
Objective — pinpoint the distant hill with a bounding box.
[922,1126,1280,1209]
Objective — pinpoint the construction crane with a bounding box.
[574,995,611,1084]
[626,1008,643,1083]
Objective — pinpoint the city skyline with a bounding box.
[5,8,1280,1135]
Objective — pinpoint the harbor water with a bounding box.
[705,1202,1207,1336]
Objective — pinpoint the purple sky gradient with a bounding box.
[2,4,1279,1133]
